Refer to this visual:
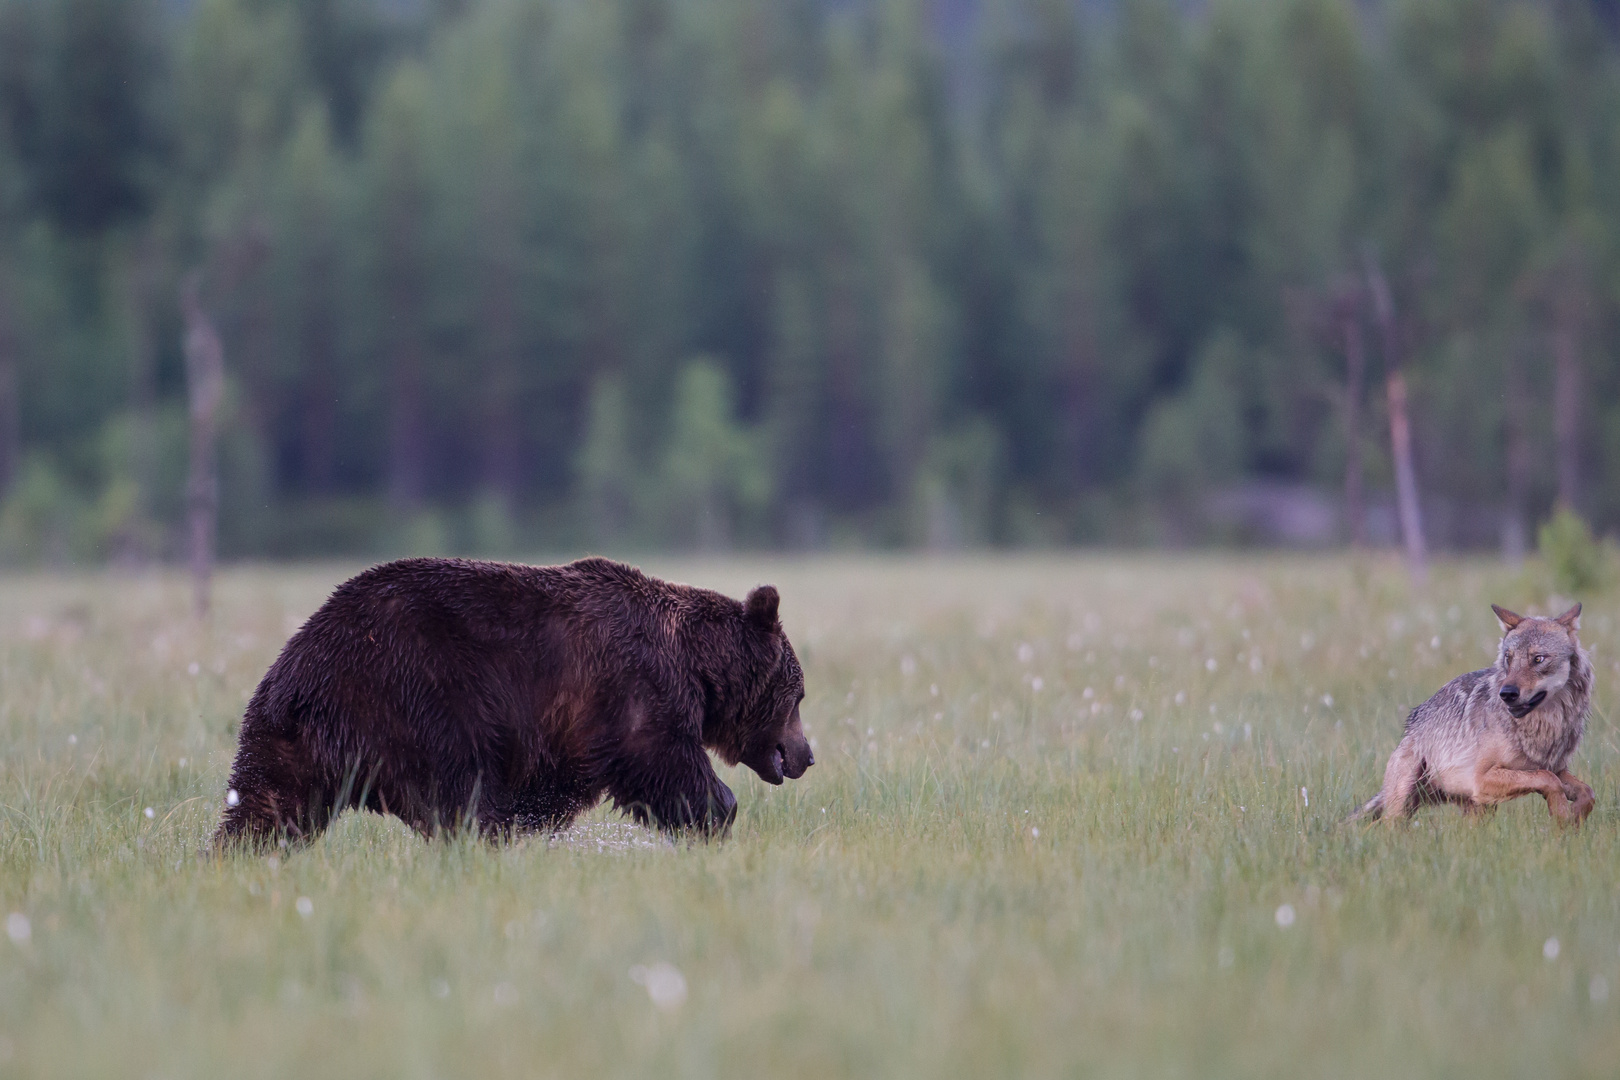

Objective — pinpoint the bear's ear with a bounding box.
[1492,604,1523,632]
[746,585,780,633]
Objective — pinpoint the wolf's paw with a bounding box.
[1549,795,1590,827]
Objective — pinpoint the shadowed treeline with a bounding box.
[0,0,1619,559]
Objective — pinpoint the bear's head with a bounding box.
[730,585,813,786]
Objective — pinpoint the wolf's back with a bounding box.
[1402,669,1491,738]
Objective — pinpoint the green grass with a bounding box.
[3,555,1620,1078]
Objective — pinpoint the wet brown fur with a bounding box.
[1351,603,1594,826]
[213,557,812,851]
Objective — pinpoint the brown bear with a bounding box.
[212,556,811,849]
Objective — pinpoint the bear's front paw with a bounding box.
[712,781,737,830]
[687,782,736,838]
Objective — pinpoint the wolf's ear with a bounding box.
[1492,604,1524,632]
[746,585,781,633]
[1555,602,1582,632]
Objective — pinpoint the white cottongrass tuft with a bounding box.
[1205,657,1218,672]
[1543,937,1560,961]
[1301,787,1309,807]
[295,896,314,918]
[225,789,240,808]
[1321,693,1334,708]
[1031,677,1043,693]
[630,963,688,1011]
[187,661,200,676]
[1275,904,1296,929]
[144,807,155,819]
[5,913,30,944]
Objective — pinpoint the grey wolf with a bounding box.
[1351,603,1593,825]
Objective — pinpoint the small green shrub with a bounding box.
[1537,507,1616,595]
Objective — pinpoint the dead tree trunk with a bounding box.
[1364,253,1426,580]
[1552,290,1582,512]
[472,145,524,516]
[181,272,225,618]
[1502,342,1531,562]
[0,270,18,502]
[1335,287,1367,547]
[126,230,162,557]
[384,189,427,512]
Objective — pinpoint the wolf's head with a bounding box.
[1490,603,1583,719]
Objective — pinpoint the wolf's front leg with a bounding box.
[1477,765,1575,823]
[1557,770,1595,823]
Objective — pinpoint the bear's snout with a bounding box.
[742,718,813,786]
[780,733,813,780]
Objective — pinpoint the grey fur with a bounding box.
[1350,603,1592,822]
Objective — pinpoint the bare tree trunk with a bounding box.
[1364,253,1426,579]
[126,231,162,556]
[385,201,427,511]
[388,332,426,511]
[884,258,934,519]
[181,273,225,618]
[1502,343,1530,563]
[0,270,18,501]
[826,245,869,509]
[764,268,824,549]
[477,186,522,512]
[300,244,338,495]
[1059,250,1100,493]
[218,222,273,499]
[1338,299,1366,547]
[1552,292,1581,511]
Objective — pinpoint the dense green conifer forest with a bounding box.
[0,0,1617,558]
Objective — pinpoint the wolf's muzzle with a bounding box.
[1500,684,1547,718]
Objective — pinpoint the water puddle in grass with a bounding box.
[546,821,668,854]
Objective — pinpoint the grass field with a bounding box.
[2,554,1619,1078]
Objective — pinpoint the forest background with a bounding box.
[0,0,1617,561]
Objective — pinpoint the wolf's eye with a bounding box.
[1533,654,1546,665]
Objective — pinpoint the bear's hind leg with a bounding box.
[507,777,599,837]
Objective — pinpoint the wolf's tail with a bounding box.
[1346,791,1384,823]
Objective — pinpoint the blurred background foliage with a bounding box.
[0,0,1619,561]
